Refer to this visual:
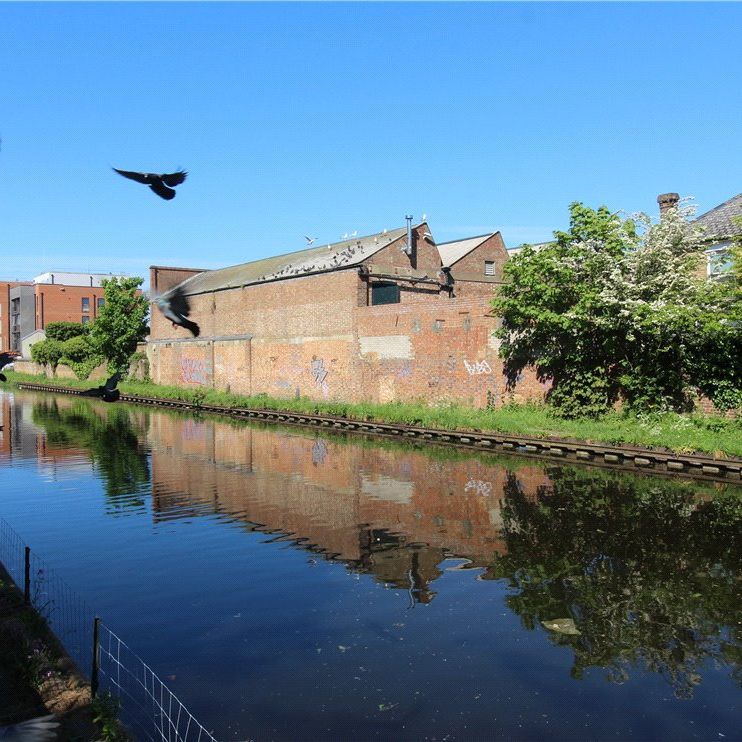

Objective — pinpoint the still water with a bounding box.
[0,389,740,740]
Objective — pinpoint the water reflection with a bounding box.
[16,395,151,511]
[489,467,742,698]
[3,389,742,709]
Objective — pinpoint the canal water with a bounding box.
[0,389,740,741]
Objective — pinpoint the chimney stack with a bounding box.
[657,192,680,218]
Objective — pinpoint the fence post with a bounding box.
[91,616,100,699]
[24,546,30,605]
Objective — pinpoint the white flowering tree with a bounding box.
[492,201,741,416]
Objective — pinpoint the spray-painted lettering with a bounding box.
[465,479,493,497]
[463,359,492,376]
[180,358,210,386]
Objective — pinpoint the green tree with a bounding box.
[90,277,149,374]
[493,201,740,416]
[59,334,105,380]
[30,338,64,375]
[45,321,89,342]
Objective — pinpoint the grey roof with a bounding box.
[437,233,495,267]
[175,226,408,295]
[695,193,742,241]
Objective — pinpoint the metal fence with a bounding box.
[0,516,217,741]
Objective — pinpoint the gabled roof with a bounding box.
[175,226,408,295]
[695,193,742,241]
[437,233,496,267]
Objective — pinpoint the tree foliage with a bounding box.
[30,338,64,374]
[45,321,89,342]
[90,277,149,374]
[59,334,105,380]
[492,201,741,416]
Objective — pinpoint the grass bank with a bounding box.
[4,371,741,458]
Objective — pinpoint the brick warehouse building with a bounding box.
[148,221,546,407]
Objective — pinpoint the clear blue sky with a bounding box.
[1,2,740,287]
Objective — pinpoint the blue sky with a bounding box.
[1,2,740,287]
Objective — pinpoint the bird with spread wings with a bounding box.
[154,285,200,337]
[113,168,188,200]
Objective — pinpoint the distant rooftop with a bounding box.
[437,233,496,267]
[33,271,129,287]
[695,193,742,241]
[176,227,410,295]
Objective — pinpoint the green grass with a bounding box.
[5,370,741,458]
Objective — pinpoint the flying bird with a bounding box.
[154,285,200,336]
[0,714,59,741]
[0,352,13,383]
[113,168,188,200]
[80,372,122,403]
[305,236,317,246]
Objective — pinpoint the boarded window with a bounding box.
[484,261,495,276]
[371,282,400,305]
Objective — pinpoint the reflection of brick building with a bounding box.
[0,281,31,353]
[147,412,551,601]
[148,222,545,407]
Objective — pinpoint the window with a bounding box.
[81,315,90,325]
[706,248,733,278]
[97,297,105,309]
[81,297,90,312]
[371,282,400,306]
[484,261,495,276]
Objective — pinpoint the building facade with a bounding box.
[148,222,545,407]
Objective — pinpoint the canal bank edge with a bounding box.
[0,561,100,738]
[12,380,742,485]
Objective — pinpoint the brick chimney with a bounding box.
[657,192,680,218]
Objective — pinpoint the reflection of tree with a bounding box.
[488,467,742,697]
[32,399,149,509]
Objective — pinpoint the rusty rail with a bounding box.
[15,382,742,484]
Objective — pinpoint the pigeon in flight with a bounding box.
[80,372,122,403]
[0,714,59,740]
[305,236,317,246]
[113,168,188,200]
[154,285,200,336]
[0,352,13,383]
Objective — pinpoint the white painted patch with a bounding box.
[359,335,413,359]
[361,474,414,504]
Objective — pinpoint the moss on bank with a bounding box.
[4,370,741,458]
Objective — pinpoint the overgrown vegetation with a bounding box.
[493,201,741,417]
[28,279,148,380]
[5,371,742,457]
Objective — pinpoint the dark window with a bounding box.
[371,282,400,306]
[81,315,90,325]
[97,297,105,309]
[484,261,495,276]
[82,297,90,312]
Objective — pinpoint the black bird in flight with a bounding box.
[155,285,200,337]
[113,167,188,200]
[0,352,13,383]
[80,372,122,403]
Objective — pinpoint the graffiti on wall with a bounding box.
[463,359,492,376]
[465,479,493,497]
[398,361,413,379]
[310,358,330,397]
[180,358,211,386]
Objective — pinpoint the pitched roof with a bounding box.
[695,193,742,241]
[437,234,495,267]
[175,226,408,295]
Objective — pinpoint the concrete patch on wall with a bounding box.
[361,474,414,504]
[359,335,413,360]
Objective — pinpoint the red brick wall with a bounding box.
[147,250,546,407]
[33,284,108,328]
[150,266,206,297]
